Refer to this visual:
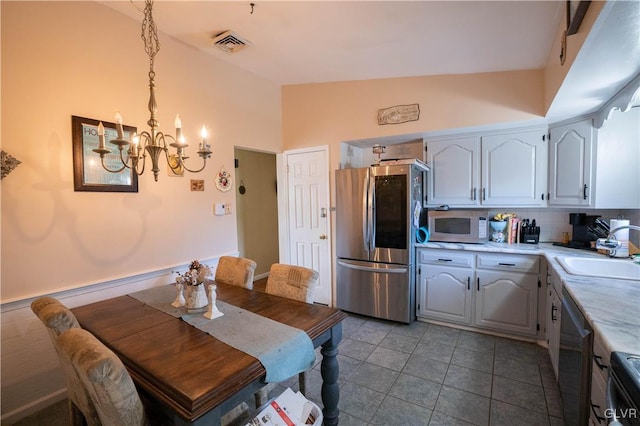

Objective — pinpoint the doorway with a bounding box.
[234,148,279,280]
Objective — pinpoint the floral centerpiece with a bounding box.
[178,260,212,286]
[175,260,212,312]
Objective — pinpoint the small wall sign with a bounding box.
[377,104,420,125]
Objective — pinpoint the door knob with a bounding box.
[319,234,327,240]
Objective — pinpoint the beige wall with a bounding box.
[1,2,281,417]
[1,1,281,301]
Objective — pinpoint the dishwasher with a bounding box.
[559,287,593,426]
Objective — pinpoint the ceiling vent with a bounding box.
[212,31,251,54]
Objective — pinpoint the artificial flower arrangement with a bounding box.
[176,260,212,286]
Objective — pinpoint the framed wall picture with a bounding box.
[567,1,590,36]
[72,115,138,192]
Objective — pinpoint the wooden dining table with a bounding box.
[71,282,348,426]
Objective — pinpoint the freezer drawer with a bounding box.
[336,259,414,324]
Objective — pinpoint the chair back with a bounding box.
[31,297,101,426]
[265,264,318,303]
[215,256,257,289]
[57,328,148,426]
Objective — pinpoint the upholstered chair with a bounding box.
[31,297,101,426]
[255,264,319,406]
[264,263,318,304]
[215,256,257,290]
[56,328,149,426]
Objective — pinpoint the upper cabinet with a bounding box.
[549,109,640,208]
[426,136,480,206]
[548,119,593,206]
[426,127,548,207]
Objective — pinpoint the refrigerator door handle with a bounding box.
[337,260,408,274]
[366,170,375,253]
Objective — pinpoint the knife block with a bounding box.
[521,227,540,244]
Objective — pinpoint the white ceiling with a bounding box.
[101,1,640,122]
[101,1,564,85]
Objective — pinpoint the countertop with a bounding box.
[416,241,640,356]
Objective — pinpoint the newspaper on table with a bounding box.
[246,387,322,426]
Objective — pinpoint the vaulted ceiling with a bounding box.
[101,1,640,121]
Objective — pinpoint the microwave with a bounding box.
[427,210,489,243]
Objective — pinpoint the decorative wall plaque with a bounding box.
[1,150,21,179]
[377,104,420,125]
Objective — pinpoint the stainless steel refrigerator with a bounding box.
[335,159,429,323]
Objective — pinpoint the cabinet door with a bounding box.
[418,264,473,324]
[481,130,547,206]
[425,137,480,206]
[548,120,593,206]
[475,270,538,336]
[548,285,561,380]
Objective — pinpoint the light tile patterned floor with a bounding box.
[271,314,565,426]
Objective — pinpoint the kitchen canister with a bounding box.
[610,219,630,258]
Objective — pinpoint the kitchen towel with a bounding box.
[610,219,630,258]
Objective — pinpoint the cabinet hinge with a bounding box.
[537,323,540,331]
[538,280,541,288]
[542,134,546,142]
[425,145,428,152]
[418,267,421,275]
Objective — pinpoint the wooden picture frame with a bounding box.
[72,115,138,192]
[567,1,590,36]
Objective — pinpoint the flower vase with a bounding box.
[184,284,208,313]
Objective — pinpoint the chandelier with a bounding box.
[93,0,211,182]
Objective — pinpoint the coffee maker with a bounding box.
[567,213,600,249]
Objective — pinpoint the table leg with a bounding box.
[320,323,342,426]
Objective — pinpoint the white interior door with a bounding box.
[281,147,331,305]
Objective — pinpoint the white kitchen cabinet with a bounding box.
[475,254,540,337]
[425,136,480,206]
[590,331,611,425]
[480,130,547,206]
[549,110,640,208]
[546,267,562,380]
[417,250,474,324]
[548,119,593,206]
[425,127,547,207]
[417,249,540,338]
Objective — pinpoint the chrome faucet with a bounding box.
[596,224,640,256]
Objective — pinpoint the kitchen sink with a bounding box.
[556,256,640,281]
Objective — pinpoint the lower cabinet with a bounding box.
[418,258,474,324]
[475,269,538,336]
[546,267,562,380]
[417,249,540,338]
[590,331,610,425]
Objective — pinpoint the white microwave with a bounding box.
[427,210,489,243]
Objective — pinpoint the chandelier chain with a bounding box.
[141,0,160,75]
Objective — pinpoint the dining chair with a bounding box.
[31,297,101,426]
[215,256,257,290]
[56,328,149,426]
[255,263,319,406]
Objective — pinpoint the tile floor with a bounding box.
[270,314,565,426]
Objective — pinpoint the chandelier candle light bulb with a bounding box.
[115,111,124,140]
[175,114,183,141]
[97,122,105,149]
